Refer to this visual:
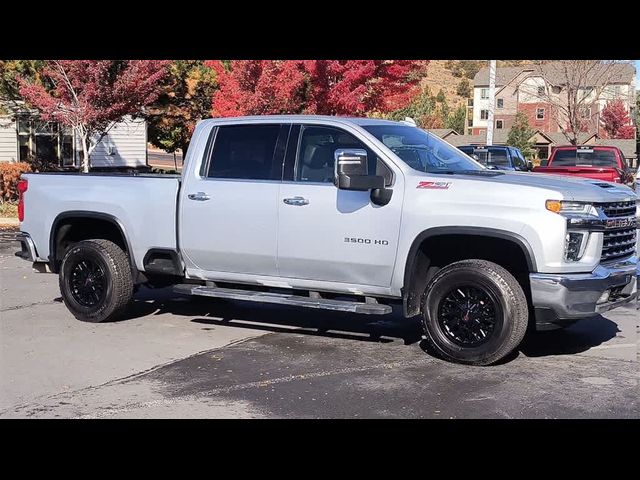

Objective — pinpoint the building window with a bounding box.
[17,118,75,166]
[536,108,545,120]
[607,85,622,97]
[496,120,504,129]
[481,88,489,99]
[480,109,489,120]
[537,86,545,97]
[497,98,504,109]
[467,117,473,127]
[579,106,591,119]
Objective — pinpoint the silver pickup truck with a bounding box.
[15,115,639,365]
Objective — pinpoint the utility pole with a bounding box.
[486,60,496,146]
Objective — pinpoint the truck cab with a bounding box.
[457,145,532,171]
[534,145,636,190]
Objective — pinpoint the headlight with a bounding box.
[565,231,588,261]
[546,200,598,217]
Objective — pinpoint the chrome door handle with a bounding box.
[283,196,309,206]
[187,192,211,201]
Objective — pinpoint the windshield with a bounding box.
[363,125,484,174]
[552,148,618,167]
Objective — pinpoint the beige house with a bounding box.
[0,102,149,169]
[471,62,637,139]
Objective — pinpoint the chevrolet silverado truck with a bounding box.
[15,116,639,365]
[534,145,637,190]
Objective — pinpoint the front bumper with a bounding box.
[530,255,638,330]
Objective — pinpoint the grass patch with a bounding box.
[0,202,18,218]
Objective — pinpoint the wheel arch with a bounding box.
[402,226,537,317]
[49,211,136,274]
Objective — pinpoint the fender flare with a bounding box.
[49,211,136,273]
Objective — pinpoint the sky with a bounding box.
[636,60,639,77]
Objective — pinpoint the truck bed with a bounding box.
[20,172,181,271]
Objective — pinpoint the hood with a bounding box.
[439,171,637,203]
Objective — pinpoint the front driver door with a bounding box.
[277,124,403,288]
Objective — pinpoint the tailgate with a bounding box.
[533,166,619,182]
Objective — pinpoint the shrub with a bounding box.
[0,162,32,203]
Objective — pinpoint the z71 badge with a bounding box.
[417,181,451,189]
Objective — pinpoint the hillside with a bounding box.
[420,60,468,108]
[420,60,538,108]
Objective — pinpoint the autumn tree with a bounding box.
[519,60,633,144]
[600,99,634,139]
[146,61,217,155]
[436,89,446,103]
[18,60,169,172]
[506,112,536,159]
[206,60,428,117]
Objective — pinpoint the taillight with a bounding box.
[17,179,28,222]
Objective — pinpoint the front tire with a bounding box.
[421,259,528,366]
[59,239,134,323]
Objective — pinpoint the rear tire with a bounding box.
[420,259,528,366]
[59,239,134,323]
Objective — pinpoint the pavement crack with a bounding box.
[1,300,60,313]
[75,358,427,419]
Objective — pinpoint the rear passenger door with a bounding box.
[276,124,403,288]
[179,123,288,277]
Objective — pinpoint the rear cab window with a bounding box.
[551,147,618,167]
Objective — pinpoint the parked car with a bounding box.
[457,145,533,171]
[15,116,639,366]
[533,145,636,190]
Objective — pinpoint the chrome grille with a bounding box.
[598,201,637,218]
[601,227,637,262]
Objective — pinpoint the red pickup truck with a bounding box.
[533,145,636,190]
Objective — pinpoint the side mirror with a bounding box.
[334,149,384,191]
[540,159,549,167]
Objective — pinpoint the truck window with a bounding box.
[295,125,392,185]
[552,149,617,167]
[206,124,283,180]
[510,148,526,169]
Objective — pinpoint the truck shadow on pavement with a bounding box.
[119,287,622,363]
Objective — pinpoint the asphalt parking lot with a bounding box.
[1,239,637,418]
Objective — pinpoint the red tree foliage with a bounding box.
[206,60,428,117]
[19,60,169,172]
[600,99,634,139]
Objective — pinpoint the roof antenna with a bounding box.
[401,116,417,127]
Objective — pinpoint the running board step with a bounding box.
[173,284,392,315]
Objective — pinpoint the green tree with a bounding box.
[445,105,466,134]
[387,86,436,125]
[436,88,446,103]
[456,78,471,98]
[145,61,218,155]
[0,60,46,113]
[506,112,536,159]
